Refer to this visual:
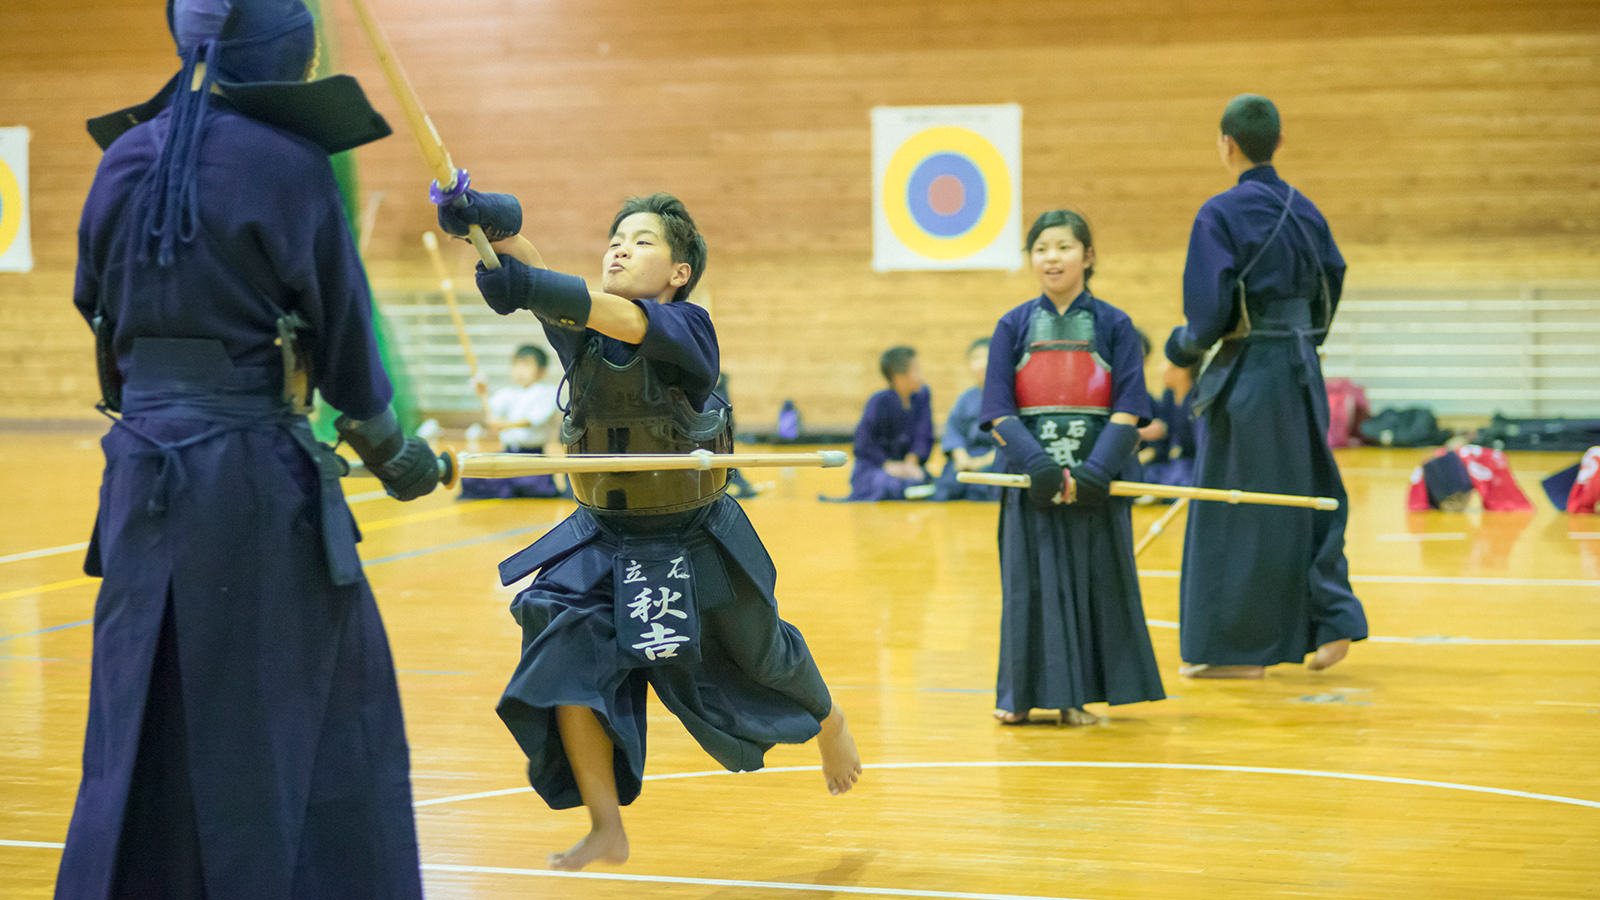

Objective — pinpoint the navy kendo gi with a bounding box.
[492,298,835,810]
[930,384,1002,501]
[981,292,1164,714]
[58,2,432,897]
[1166,165,1368,666]
[845,385,934,500]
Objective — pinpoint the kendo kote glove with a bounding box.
[475,255,592,330]
[991,417,1066,508]
[1068,421,1141,507]
[435,188,523,242]
[1165,325,1205,368]
[335,407,440,502]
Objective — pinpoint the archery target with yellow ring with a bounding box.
[881,126,1012,261]
[0,156,22,259]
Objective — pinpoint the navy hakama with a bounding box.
[1168,166,1368,666]
[996,494,1164,711]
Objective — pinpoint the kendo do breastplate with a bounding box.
[1012,305,1111,469]
[560,339,733,516]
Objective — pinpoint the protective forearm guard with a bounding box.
[1071,421,1140,506]
[475,255,592,330]
[992,417,1065,508]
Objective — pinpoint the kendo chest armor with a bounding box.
[1012,305,1111,469]
[560,339,733,515]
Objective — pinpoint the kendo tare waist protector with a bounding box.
[1013,306,1111,469]
[560,339,732,515]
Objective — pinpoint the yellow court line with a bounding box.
[357,500,493,533]
[0,576,99,603]
[0,503,503,602]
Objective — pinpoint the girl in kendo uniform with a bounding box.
[979,210,1166,725]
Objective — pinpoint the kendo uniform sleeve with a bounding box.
[633,299,720,409]
[244,134,392,419]
[1104,312,1155,424]
[852,393,891,468]
[911,386,934,463]
[1168,202,1238,367]
[978,307,1027,426]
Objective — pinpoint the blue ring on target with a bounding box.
[905,153,986,238]
[881,126,1013,261]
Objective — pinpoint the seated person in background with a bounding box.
[844,345,934,500]
[460,344,565,499]
[1138,357,1200,489]
[932,337,1001,501]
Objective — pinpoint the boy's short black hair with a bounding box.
[610,192,707,302]
[1024,209,1095,281]
[880,345,916,382]
[1220,94,1280,164]
[967,336,991,354]
[514,344,548,369]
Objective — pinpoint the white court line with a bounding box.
[1137,569,1600,588]
[1141,619,1600,645]
[345,490,391,504]
[420,863,1090,900]
[1570,533,1600,541]
[412,761,1600,811]
[1374,532,1468,542]
[0,839,64,849]
[0,543,88,566]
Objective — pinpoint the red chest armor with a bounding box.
[1013,306,1112,415]
[1012,306,1111,468]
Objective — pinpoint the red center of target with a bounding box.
[928,175,965,216]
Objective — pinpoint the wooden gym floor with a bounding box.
[1,432,1596,899]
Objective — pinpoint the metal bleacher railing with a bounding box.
[379,283,1600,421]
[1321,283,1600,419]
[378,287,559,414]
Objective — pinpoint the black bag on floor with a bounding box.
[1359,407,1451,447]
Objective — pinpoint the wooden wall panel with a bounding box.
[2,0,1596,425]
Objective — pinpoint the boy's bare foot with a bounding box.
[1307,638,1350,671]
[994,709,1029,725]
[817,706,862,795]
[1179,663,1265,679]
[548,821,629,871]
[1062,707,1100,726]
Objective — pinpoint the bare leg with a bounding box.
[1179,663,1265,679]
[1307,638,1350,671]
[548,705,630,871]
[816,705,862,795]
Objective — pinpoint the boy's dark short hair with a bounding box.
[514,344,549,369]
[880,345,916,382]
[1220,94,1280,164]
[610,192,707,302]
[967,336,991,354]
[1024,209,1095,281]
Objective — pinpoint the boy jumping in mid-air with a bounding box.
[438,188,861,871]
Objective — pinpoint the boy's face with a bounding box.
[510,358,542,388]
[1160,358,1192,392]
[891,358,924,394]
[967,345,988,384]
[603,212,690,302]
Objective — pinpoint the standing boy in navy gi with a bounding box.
[58,1,438,896]
[1165,94,1368,678]
[438,189,861,871]
[844,346,935,500]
